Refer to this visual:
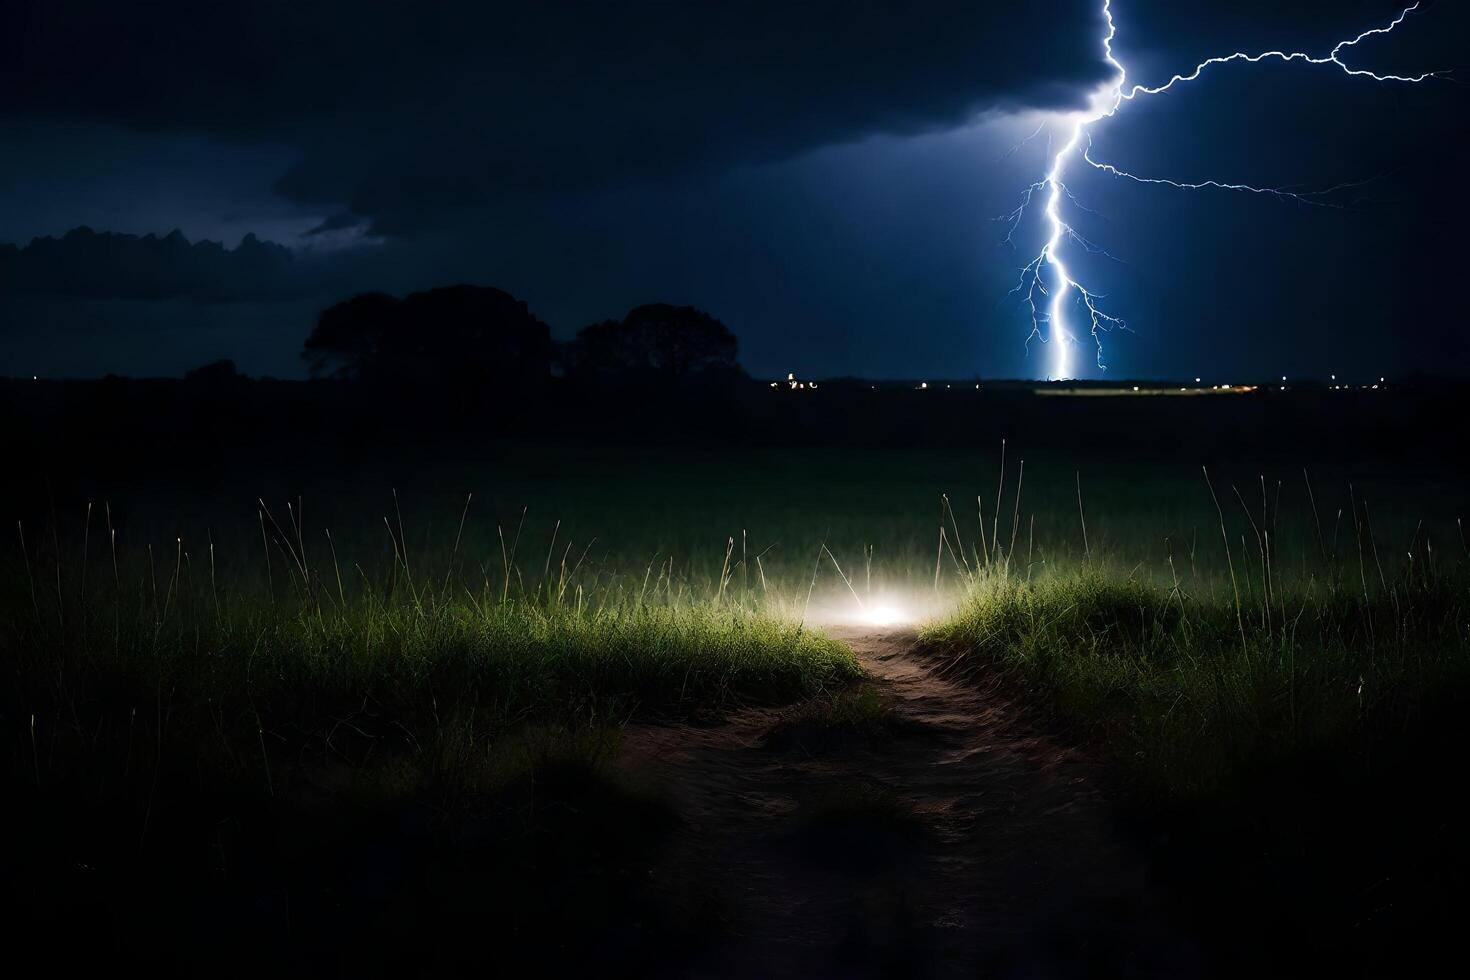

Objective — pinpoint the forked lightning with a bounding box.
[1008,1,1444,380]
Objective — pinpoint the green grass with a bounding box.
[2,540,858,811]
[6,440,1469,970]
[7,431,1469,979]
[921,503,1470,970]
[924,562,1470,799]
[7,441,1465,806]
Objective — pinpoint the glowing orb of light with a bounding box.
[858,602,910,627]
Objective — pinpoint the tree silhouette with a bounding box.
[302,285,551,386]
[302,292,399,379]
[565,303,740,384]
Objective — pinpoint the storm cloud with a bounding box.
[3,1,1117,235]
[0,227,298,302]
[1,2,1466,381]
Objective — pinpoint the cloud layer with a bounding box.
[0,227,298,301]
[2,1,1116,235]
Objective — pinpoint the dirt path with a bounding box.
[622,626,1203,978]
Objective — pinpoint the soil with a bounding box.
[619,626,1204,978]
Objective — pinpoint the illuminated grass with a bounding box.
[2,537,859,806]
[7,425,1466,970]
[6,443,1465,806]
[924,565,1470,799]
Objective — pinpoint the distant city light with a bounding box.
[776,371,818,391]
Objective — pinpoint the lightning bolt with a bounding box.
[1009,1,1444,380]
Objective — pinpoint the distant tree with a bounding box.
[301,286,551,386]
[184,358,243,383]
[565,303,740,384]
[388,285,552,386]
[302,292,400,379]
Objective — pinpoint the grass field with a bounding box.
[9,439,1465,790]
[5,434,1468,969]
[927,563,1470,796]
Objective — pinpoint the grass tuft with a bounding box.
[924,566,1470,799]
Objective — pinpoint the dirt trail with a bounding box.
[622,626,1202,978]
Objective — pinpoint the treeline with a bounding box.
[2,284,759,463]
[299,284,744,392]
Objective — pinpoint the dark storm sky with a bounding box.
[2,1,1466,380]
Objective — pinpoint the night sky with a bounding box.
[2,1,1466,381]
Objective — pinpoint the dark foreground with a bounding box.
[14,625,1465,977]
[8,628,1188,977]
[620,627,1199,978]
[5,380,1468,975]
